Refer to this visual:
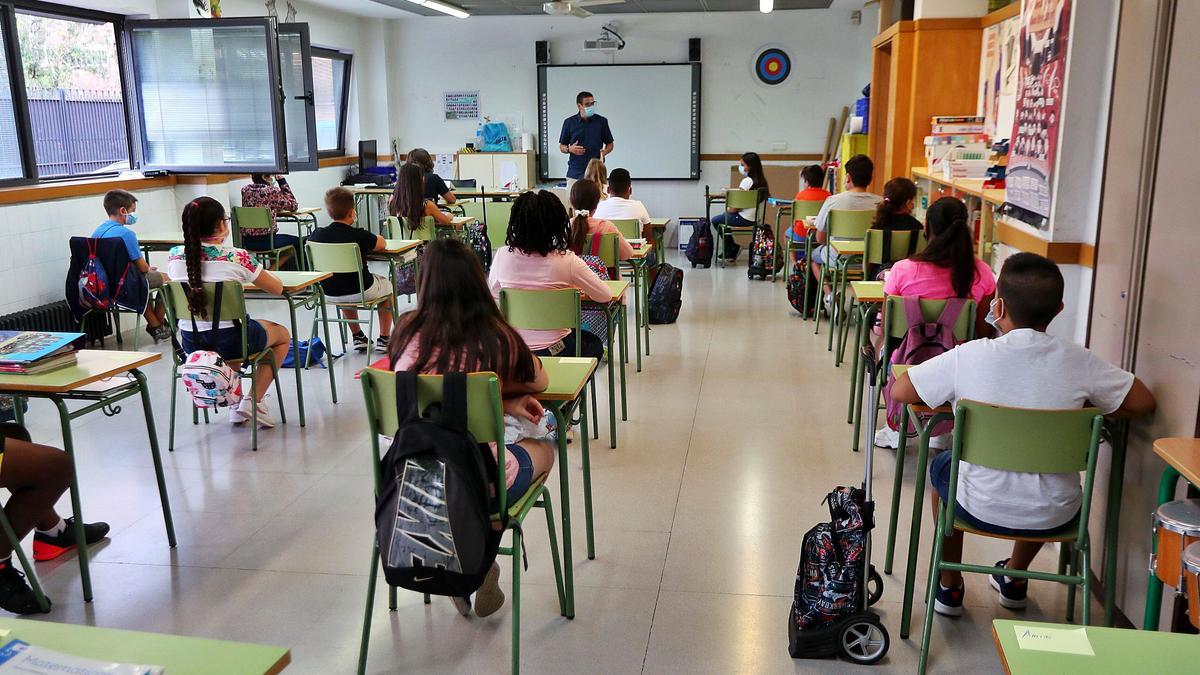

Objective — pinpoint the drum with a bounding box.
[1153,499,1200,588]
[1182,542,1200,630]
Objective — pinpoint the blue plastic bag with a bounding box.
[282,337,328,369]
[478,122,512,152]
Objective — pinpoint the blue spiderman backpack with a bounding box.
[77,239,112,310]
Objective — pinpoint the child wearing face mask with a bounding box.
[239,173,302,269]
[92,189,171,342]
[711,151,770,261]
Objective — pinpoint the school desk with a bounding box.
[0,617,290,674]
[2,350,175,602]
[366,239,423,312]
[275,207,321,268]
[591,280,630,448]
[647,217,670,259]
[450,187,528,199]
[992,619,1200,674]
[349,186,393,233]
[137,231,185,260]
[244,271,339,421]
[536,355,600,619]
[847,281,885,452]
[625,244,654,371]
[1144,437,1200,629]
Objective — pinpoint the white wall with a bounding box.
[385,7,877,222]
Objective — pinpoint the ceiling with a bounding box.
[370,0,833,18]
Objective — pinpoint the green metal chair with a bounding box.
[162,281,286,452]
[498,288,601,561]
[306,241,390,356]
[609,218,641,240]
[485,200,514,250]
[814,209,873,340]
[782,199,824,284]
[917,401,1104,675]
[356,369,565,675]
[833,228,925,366]
[232,206,295,270]
[715,188,764,267]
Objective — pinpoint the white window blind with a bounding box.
[0,17,24,179]
[312,52,348,153]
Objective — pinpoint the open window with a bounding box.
[277,23,318,171]
[124,17,289,174]
[311,47,351,157]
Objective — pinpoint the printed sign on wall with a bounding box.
[444,91,480,121]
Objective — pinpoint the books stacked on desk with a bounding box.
[0,638,163,674]
[0,331,85,375]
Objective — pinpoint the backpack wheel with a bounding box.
[867,567,884,606]
[838,616,889,665]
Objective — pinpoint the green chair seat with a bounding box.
[953,517,1079,543]
[493,473,550,522]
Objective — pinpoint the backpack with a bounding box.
[375,371,505,597]
[579,235,613,345]
[464,221,492,272]
[684,219,713,268]
[281,337,328,369]
[647,263,683,324]
[882,296,968,435]
[396,248,423,296]
[790,487,868,637]
[786,268,817,317]
[178,281,243,409]
[78,239,115,310]
[747,224,777,280]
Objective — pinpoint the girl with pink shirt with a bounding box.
[489,190,614,359]
[389,238,555,619]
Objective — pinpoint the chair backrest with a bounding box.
[485,200,513,249]
[163,280,248,323]
[610,218,640,239]
[724,188,761,211]
[589,232,621,269]
[863,229,925,267]
[954,400,1104,474]
[827,209,874,240]
[883,296,975,341]
[306,241,363,275]
[232,206,272,231]
[383,216,402,240]
[791,199,824,220]
[405,216,436,241]
[498,288,582,355]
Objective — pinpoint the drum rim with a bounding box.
[1183,541,1200,573]
[1156,500,1200,536]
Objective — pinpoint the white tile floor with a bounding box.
[11,251,1098,674]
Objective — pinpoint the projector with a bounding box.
[583,37,621,52]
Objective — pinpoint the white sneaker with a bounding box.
[236,397,275,429]
[874,426,899,449]
[230,396,248,425]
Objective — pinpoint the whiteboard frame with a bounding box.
[537,63,702,181]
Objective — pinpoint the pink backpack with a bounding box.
[883,296,967,436]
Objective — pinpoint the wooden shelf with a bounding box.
[911,167,1005,205]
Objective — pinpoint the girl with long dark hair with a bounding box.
[868,177,923,276]
[567,178,632,259]
[388,162,453,236]
[408,147,456,204]
[711,151,771,261]
[239,173,301,269]
[165,197,292,428]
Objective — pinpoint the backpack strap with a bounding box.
[902,296,926,331]
[441,371,469,435]
[589,233,602,257]
[394,370,421,427]
[935,297,969,333]
[880,228,893,265]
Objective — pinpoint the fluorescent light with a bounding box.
[759,0,773,12]
[424,0,470,17]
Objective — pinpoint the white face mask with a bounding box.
[985,298,1001,333]
[738,165,748,176]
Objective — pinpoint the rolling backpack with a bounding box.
[790,487,868,639]
[786,268,817,317]
[882,296,967,435]
[177,282,243,409]
[579,234,613,346]
[464,222,492,272]
[375,371,505,597]
[747,224,777,280]
[685,219,713,268]
[647,263,683,324]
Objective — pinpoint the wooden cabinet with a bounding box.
[455,152,536,190]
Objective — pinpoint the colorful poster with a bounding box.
[443,91,480,121]
[978,15,1020,141]
[1007,0,1071,224]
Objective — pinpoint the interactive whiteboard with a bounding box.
[538,64,700,181]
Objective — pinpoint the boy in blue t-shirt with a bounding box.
[93,190,169,341]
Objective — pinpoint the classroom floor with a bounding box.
[13,250,1099,674]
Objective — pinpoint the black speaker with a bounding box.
[688,38,701,63]
[536,41,550,65]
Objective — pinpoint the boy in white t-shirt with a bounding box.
[592,168,651,237]
[891,253,1155,617]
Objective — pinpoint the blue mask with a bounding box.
[583,106,596,117]
[125,213,138,226]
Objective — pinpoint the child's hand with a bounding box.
[503,395,544,423]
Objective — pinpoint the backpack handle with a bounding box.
[441,372,469,435]
[394,370,422,427]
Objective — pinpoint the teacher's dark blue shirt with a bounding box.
[558,113,613,179]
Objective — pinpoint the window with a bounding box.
[278,23,317,172]
[312,47,350,156]
[0,14,23,180]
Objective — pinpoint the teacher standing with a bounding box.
[558,91,614,187]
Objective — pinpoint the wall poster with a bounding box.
[1006,0,1070,225]
[444,91,480,121]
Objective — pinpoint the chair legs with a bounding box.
[917,511,947,675]
[510,524,522,675]
[357,544,379,675]
[0,511,48,612]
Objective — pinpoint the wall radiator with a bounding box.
[0,301,111,344]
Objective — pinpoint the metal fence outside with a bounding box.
[26,87,129,177]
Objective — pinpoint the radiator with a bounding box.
[0,300,111,344]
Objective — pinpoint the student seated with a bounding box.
[389,238,555,618]
[389,162,454,234]
[873,197,996,449]
[890,253,1156,617]
[569,178,633,260]
[239,174,302,269]
[0,423,108,614]
[489,190,614,360]
[788,164,832,257]
[583,158,608,199]
[92,189,170,342]
[593,167,652,239]
[711,152,770,261]
[809,154,882,291]
[166,197,292,428]
[410,148,455,204]
[307,187,394,353]
[866,177,923,278]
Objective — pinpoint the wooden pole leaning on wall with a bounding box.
[823,117,837,164]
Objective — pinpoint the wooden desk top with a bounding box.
[1154,438,1200,487]
[379,239,422,255]
[648,217,670,229]
[277,207,320,217]
[604,280,630,301]
[349,186,394,195]
[629,243,654,260]
[537,357,598,402]
[992,619,1200,675]
[850,281,885,303]
[830,240,866,256]
[245,271,331,294]
[137,231,184,246]
[449,216,475,226]
[891,364,952,414]
[0,617,290,675]
[451,188,527,198]
[0,350,159,394]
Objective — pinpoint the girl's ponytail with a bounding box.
[873,177,918,227]
[568,179,601,254]
[913,197,976,298]
[180,197,226,318]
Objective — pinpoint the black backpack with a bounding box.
[375,371,505,597]
[747,224,778,280]
[787,268,817,317]
[685,220,713,268]
[647,263,683,324]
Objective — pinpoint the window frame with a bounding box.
[311,46,352,159]
[0,0,132,187]
[123,16,289,175]
[277,22,318,172]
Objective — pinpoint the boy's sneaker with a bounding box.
[450,595,472,617]
[874,426,900,449]
[235,397,275,429]
[0,563,49,614]
[375,335,390,354]
[933,582,965,617]
[989,559,1029,609]
[145,324,171,342]
[352,332,369,353]
[474,562,504,617]
[33,518,110,562]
